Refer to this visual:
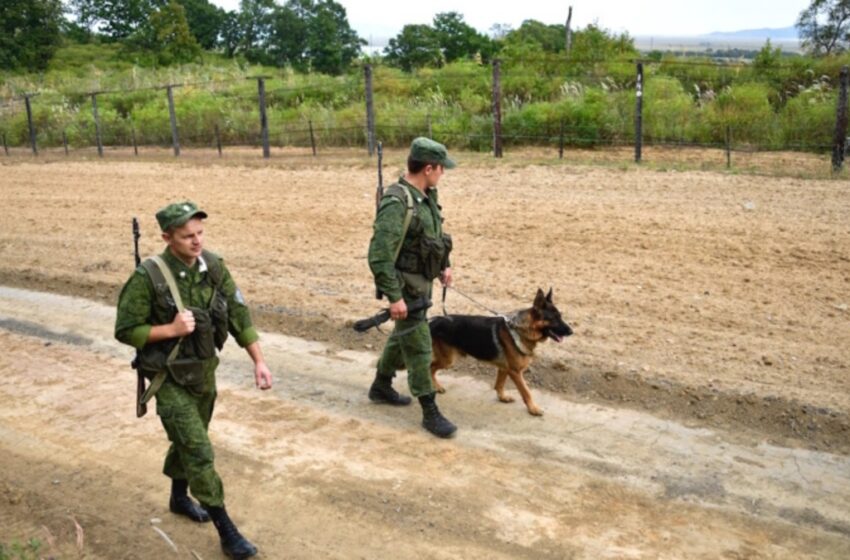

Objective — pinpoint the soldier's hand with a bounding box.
[440,267,453,287]
[172,309,196,337]
[390,298,408,321]
[255,361,273,390]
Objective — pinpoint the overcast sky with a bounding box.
[208,0,810,41]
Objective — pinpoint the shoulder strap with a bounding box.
[384,184,415,262]
[150,256,185,312]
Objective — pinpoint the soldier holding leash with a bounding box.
[367,137,457,438]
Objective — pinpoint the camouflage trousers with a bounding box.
[155,378,224,507]
[376,308,435,398]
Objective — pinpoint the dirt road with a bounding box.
[1,153,849,558]
[1,286,849,559]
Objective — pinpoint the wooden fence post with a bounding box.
[725,125,732,169]
[63,130,69,156]
[131,124,138,156]
[635,61,644,164]
[215,124,222,157]
[559,119,565,159]
[166,85,180,157]
[256,77,270,159]
[25,94,37,156]
[832,66,849,172]
[492,59,503,158]
[92,93,103,157]
[309,120,317,156]
[364,64,376,156]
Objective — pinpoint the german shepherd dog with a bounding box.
[429,288,572,416]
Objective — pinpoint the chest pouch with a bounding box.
[184,306,216,361]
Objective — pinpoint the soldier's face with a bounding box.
[163,218,204,264]
[424,164,444,187]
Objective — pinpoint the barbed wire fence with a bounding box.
[0,60,848,173]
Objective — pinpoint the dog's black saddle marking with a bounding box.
[429,315,504,362]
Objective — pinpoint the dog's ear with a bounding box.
[534,288,546,309]
[546,287,553,302]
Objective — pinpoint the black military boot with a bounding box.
[169,479,210,523]
[418,393,457,438]
[368,373,412,406]
[207,506,258,560]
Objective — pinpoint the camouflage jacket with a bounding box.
[115,249,259,352]
[367,177,449,303]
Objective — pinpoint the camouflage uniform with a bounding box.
[115,249,258,507]
[368,177,449,398]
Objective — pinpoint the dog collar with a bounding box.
[503,313,533,356]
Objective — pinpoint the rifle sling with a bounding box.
[140,255,188,404]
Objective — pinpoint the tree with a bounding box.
[797,0,850,55]
[0,0,64,71]
[148,0,202,64]
[384,24,443,71]
[237,0,275,64]
[265,0,362,74]
[306,0,363,74]
[268,2,308,67]
[433,12,492,63]
[503,20,565,53]
[179,0,226,50]
[219,10,241,57]
[71,0,161,41]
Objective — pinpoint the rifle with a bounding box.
[353,298,432,333]
[375,141,384,300]
[131,217,147,418]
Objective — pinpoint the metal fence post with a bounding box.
[92,93,103,157]
[364,64,375,156]
[635,61,644,164]
[63,130,69,156]
[309,120,317,156]
[492,59,503,158]
[166,85,180,157]
[25,94,37,156]
[257,77,270,159]
[832,66,849,172]
[725,125,732,169]
[215,124,222,157]
[559,119,565,160]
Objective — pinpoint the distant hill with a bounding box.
[704,26,798,40]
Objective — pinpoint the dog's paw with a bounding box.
[527,406,544,416]
[434,384,446,394]
[497,394,515,403]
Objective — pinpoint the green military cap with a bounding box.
[155,201,208,231]
[409,137,456,169]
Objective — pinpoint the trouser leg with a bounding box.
[156,382,224,508]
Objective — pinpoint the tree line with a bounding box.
[5,0,849,76]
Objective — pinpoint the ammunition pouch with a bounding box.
[185,306,216,360]
[397,232,453,282]
[166,357,206,390]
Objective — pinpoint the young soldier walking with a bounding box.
[367,137,458,438]
[115,202,272,559]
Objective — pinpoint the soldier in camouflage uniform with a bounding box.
[367,137,458,438]
[115,202,272,560]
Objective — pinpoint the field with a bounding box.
[1,149,849,558]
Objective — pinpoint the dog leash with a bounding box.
[444,285,531,354]
[444,285,505,318]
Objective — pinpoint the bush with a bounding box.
[699,82,777,146]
